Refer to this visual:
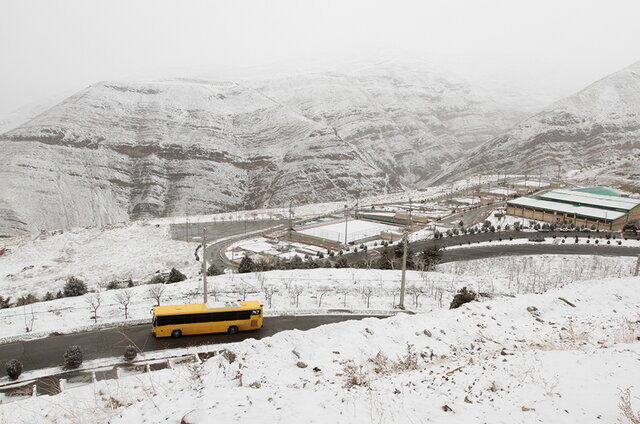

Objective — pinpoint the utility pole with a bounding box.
[399,200,413,310]
[288,201,294,230]
[185,199,189,243]
[344,204,349,246]
[399,229,408,310]
[201,228,208,304]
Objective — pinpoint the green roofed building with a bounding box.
[571,187,625,197]
[506,187,640,231]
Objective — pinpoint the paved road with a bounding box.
[439,243,640,263]
[170,219,288,269]
[170,219,287,243]
[0,315,380,374]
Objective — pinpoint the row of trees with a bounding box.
[4,344,140,381]
[0,276,89,310]
[0,267,191,311]
[237,245,443,274]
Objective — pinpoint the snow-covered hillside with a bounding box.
[2,275,639,423]
[0,63,533,237]
[437,60,640,191]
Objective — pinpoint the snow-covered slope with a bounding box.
[0,63,531,236]
[437,61,640,191]
[3,275,639,423]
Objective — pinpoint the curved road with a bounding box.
[0,315,381,374]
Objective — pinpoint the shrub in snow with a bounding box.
[16,293,39,306]
[238,256,255,273]
[63,346,83,369]
[5,359,23,380]
[43,291,55,301]
[148,274,165,285]
[0,296,13,309]
[333,257,348,269]
[106,280,120,290]
[123,345,137,362]
[449,287,476,309]
[342,361,369,387]
[64,277,88,297]
[207,264,223,276]
[167,268,187,282]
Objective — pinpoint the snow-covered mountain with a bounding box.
[436,61,640,190]
[0,63,532,236]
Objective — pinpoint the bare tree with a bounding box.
[336,286,353,308]
[114,289,133,319]
[23,305,35,333]
[256,273,266,291]
[208,284,220,302]
[86,293,102,323]
[148,284,166,306]
[361,284,375,308]
[262,284,279,308]
[362,250,375,270]
[316,286,333,307]
[290,284,305,307]
[235,279,255,301]
[407,283,428,308]
[388,287,400,308]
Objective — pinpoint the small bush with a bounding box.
[148,274,165,285]
[63,345,83,369]
[16,293,39,306]
[43,291,55,301]
[238,256,255,273]
[207,264,223,276]
[0,296,12,309]
[123,345,137,362]
[64,277,87,297]
[167,268,187,282]
[342,361,369,388]
[5,359,23,380]
[449,287,476,309]
[106,280,120,290]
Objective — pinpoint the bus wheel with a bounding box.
[227,326,238,335]
[171,330,182,338]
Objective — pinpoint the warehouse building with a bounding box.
[506,187,640,230]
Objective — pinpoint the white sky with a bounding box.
[1,0,640,115]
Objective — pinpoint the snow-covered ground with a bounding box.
[295,218,402,244]
[2,274,639,423]
[1,255,635,343]
[0,221,195,299]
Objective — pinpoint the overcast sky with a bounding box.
[1,0,640,115]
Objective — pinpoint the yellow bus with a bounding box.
[152,301,263,338]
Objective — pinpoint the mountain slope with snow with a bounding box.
[436,61,640,190]
[0,64,530,236]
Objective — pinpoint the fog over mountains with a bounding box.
[437,61,640,190]
[0,62,540,236]
[1,60,638,236]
